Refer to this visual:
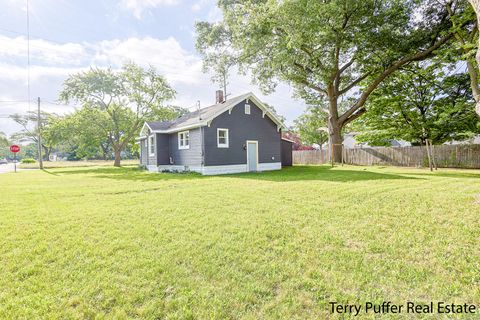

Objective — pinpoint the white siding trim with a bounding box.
[145,163,281,175]
[146,165,159,172]
[158,165,202,173]
[201,164,247,175]
[258,162,281,171]
[202,162,281,175]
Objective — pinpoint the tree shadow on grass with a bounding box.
[52,165,421,183]
[226,165,421,182]
[53,166,208,182]
[399,171,480,180]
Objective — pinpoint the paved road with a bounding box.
[0,163,17,174]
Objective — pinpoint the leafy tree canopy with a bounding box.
[355,63,479,145]
[0,131,9,147]
[293,106,329,149]
[9,110,59,160]
[196,0,473,160]
[59,62,178,166]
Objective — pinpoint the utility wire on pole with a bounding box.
[37,97,43,169]
[27,0,31,113]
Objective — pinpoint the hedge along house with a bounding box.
[137,91,288,175]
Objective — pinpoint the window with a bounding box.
[178,131,190,149]
[149,135,155,155]
[245,104,251,114]
[217,128,229,148]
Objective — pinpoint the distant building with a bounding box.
[343,132,412,149]
[444,135,480,145]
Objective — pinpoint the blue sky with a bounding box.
[0,0,306,136]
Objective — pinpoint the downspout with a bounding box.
[200,125,205,172]
[198,100,205,173]
[146,130,150,167]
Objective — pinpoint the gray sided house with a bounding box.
[137,92,288,175]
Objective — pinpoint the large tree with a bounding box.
[196,0,473,161]
[59,63,176,167]
[293,106,329,149]
[9,111,57,160]
[355,63,479,145]
[0,131,8,147]
[42,109,113,160]
[443,1,480,115]
[468,0,480,114]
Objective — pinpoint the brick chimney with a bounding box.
[215,90,224,104]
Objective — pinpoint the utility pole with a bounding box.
[37,97,43,169]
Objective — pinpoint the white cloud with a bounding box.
[4,0,28,12]
[0,36,88,66]
[191,0,212,12]
[92,37,204,84]
[207,4,223,22]
[120,0,181,19]
[0,34,305,136]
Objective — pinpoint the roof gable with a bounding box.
[142,92,285,134]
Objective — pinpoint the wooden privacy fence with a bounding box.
[293,144,480,169]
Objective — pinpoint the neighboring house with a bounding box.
[444,135,480,145]
[343,132,412,148]
[137,92,288,175]
[48,152,68,162]
[281,132,315,150]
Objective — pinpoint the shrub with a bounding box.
[21,158,36,164]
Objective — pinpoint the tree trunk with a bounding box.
[325,85,344,163]
[114,149,121,167]
[330,124,343,163]
[43,146,51,161]
[469,0,480,115]
[328,117,343,163]
[100,143,109,160]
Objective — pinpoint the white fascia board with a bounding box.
[147,92,286,134]
[200,93,286,130]
[140,122,153,136]
[150,121,209,134]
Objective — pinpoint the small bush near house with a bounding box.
[20,158,36,164]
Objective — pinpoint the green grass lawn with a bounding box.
[1,165,479,319]
[18,159,139,169]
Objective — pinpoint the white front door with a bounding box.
[247,141,258,172]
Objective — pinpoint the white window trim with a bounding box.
[178,130,190,150]
[217,128,229,148]
[245,104,251,115]
[149,135,155,156]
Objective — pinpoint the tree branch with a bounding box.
[338,71,372,95]
[338,32,454,124]
[343,107,366,125]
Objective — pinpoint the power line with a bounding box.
[26,0,31,113]
[0,27,68,47]
[0,100,31,103]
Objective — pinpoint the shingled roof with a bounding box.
[140,92,284,136]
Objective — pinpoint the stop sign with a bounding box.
[10,145,20,153]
